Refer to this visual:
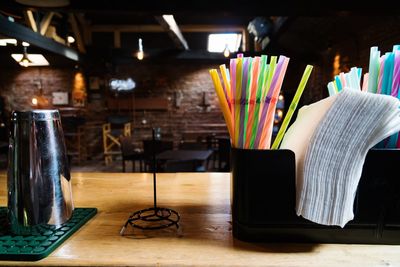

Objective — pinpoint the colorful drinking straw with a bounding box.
[209,69,233,138]
[210,54,313,150]
[271,65,313,149]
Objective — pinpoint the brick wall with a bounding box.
[0,67,74,112]
[98,62,227,151]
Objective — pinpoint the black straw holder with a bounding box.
[231,148,400,244]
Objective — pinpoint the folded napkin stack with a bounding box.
[283,90,400,227]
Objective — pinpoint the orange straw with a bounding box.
[244,57,261,148]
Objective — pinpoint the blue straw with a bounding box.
[382,52,394,95]
[335,76,342,91]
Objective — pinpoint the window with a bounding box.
[207,33,242,53]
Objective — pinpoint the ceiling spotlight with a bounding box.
[19,46,32,67]
[0,38,17,46]
[22,41,30,47]
[67,36,75,43]
[137,38,144,60]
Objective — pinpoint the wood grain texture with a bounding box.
[0,172,399,266]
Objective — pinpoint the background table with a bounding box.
[0,172,399,266]
[156,149,212,161]
[156,150,213,171]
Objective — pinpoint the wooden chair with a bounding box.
[103,122,131,165]
[206,135,218,169]
[120,135,145,172]
[62,116,87,165]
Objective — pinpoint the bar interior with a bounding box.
[0,0,400,265]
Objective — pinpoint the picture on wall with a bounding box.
[89,76,100,90]
[52,92,69,105]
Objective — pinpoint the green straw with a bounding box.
[249,55,267,148]
[332,80,338,93]
[263,56,277,100]
[327,81,336,96]
[271,65,313,149]
[367,47,380,93]
[234,58,243,147]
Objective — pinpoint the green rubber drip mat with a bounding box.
[0,207,97,261]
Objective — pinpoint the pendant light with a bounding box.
[19,46,32,67]
[223,44,230,58]
[137,38,144,60]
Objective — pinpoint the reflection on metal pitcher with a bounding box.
[8,110,74,235]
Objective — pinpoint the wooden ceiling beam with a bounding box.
[90,23,248,51]
[90,24,245,33]
[181,25,245,33]
[155,15,188,50]
[39,12,54,35]
[91,24,163,32]
[0,15,79,61]
[75,13,91,45]
[69,13,86,53]
[23,10,38,32]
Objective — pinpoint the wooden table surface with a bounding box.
[0,172,399,266]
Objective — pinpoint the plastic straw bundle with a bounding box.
[327,45,400,148]
[210,54,313,149]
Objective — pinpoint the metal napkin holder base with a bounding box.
[231,148,400,244]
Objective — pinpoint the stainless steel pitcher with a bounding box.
[8,110,74,235]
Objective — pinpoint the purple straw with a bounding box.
[253,56,285,148]
[391,51,400,97]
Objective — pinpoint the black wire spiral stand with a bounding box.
[120,128,180,235]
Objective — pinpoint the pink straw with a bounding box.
[230,59,237,101]
[339,72,347,88]
[238,58,250,148]
[230,59,237,144]
[362,73,369,92]
[377,55,386,94]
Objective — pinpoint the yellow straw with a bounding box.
[210,70,234,138]
[234,58,243,147]
[219,64,231,101]
[271,65,313,149]
[209,69,234,139]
